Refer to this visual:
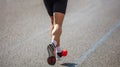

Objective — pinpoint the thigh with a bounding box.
[54,12,65,26]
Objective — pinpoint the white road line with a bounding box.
[73,21,120,67]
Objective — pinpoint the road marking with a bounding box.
[73,22,120,67]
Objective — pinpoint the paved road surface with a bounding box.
[0,0,120,67]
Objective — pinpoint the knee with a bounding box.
[55,24,62,32]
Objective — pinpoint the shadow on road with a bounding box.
[61,63,77,67]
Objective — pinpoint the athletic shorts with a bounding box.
[44,0,68,16]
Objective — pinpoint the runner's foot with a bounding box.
[56,51,62,61]
[47,43,56,58]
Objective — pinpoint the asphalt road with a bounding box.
[0,0,120,67]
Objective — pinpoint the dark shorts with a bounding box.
[44,0,68,16]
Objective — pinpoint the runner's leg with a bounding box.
[52,12,65,47]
